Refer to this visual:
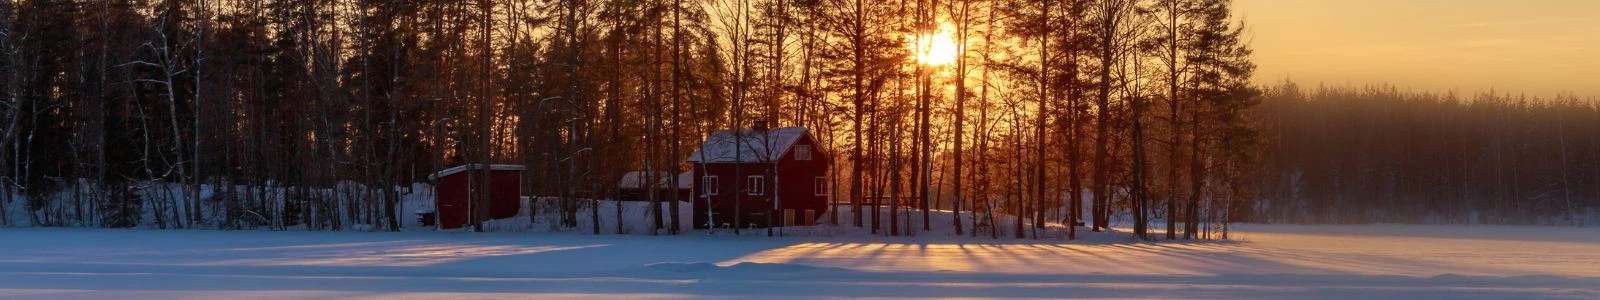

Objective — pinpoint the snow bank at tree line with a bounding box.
[2,188,22,227]
[0,179,1144,242]
[2,180,1595,231]
[0,179,700,232]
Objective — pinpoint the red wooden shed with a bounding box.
[686,124,831,229]
[429,164,526,229]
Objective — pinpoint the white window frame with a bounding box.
[704,175,720,196]
[814,177,827,196]
[747,175,765,196]
[795,145,812,161]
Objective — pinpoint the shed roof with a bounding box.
[619,171,693,190]
[686,126,809,163]
[428,164,527,181]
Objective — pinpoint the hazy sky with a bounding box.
[1233,0,1600,98]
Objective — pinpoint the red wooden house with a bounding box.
[429,164,525,229]
[686,124,830,229]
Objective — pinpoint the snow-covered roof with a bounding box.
[685,126,809,163]
[428,164,527,181]
[618,171,693,190]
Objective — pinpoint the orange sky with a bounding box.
[1234,0,1600,98]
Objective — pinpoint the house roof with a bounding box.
[618,171,693,190]
[428,164,527,181]
[685,126,809,163]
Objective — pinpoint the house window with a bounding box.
[747,175,765,196]
[704,176,719,196]
[795,145,812,161]
[814,177,827,196]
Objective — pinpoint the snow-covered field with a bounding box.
[1,224,1596,299]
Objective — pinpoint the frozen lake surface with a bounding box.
[1,224,1596,299]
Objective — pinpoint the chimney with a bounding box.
[752,120,768,132]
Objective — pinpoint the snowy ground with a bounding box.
[1,224,1597,299]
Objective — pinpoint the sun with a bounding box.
[909,24,959,66]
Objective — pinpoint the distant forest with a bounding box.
[1258,83,1600,225]
[0,0,1594,238]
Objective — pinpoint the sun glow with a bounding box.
[909,24,959,66]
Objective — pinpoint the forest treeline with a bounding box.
[0,0,1592,238]
[1258,83,1600,225]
